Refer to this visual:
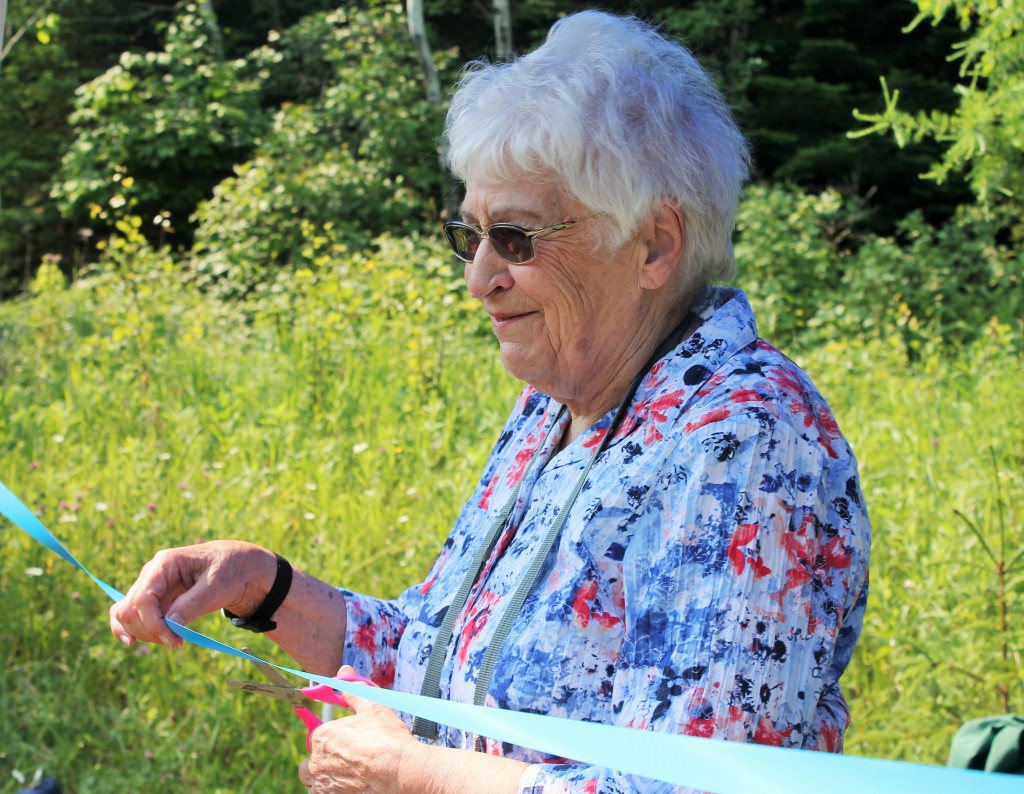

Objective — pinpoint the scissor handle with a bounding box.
[294,707,322,751]
[298,674,380,750]
[301,673,380,710]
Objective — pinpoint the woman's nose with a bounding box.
[465,241,513,300]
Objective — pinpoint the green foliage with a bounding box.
[816,205,1024,354]
[189,3,456,299]
[852,0,1024,212]
[806,333,1024,760]
[662,0,968,229]
[0,3,80,293]
[0,235,513,792]
[0,0,978,296]
[1,242,1022,787]
[49,2,275,246]
[733,183,853,345]
[733,183,1022,356]
[0,0,191,296]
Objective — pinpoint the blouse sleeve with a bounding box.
[519,407,871,793]
[337,584,417,689]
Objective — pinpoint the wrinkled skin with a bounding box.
[298,667,415,793]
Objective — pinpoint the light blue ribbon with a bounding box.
[2,480,1021,793]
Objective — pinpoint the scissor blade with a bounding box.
[228,679,307,707]
[241,646,295,689]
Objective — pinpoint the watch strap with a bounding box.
[222,553,292,633]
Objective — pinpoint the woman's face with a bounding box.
[461,178,654,407]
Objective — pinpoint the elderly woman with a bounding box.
[110,11,870,794]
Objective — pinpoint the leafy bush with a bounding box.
[0,8,80,294]
[732,183,855,346]
[733,183,1023,356]
[49,2,276,247]
[189,3,456,300]
[815,205,1023,354]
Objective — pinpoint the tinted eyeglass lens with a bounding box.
[444,224,481,262]
[488,226,534,264]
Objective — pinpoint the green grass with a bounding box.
[802,333,1024,761]
[0,256,1022,791]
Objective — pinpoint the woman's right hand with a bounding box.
[109,540,277,649]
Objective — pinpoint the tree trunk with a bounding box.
[405,0,442,106]
[405,0,458,218]
[0,0,8,61]
[492,0,513,62]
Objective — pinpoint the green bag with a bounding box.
[949,715,1024,775]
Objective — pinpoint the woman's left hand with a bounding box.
[298,665,418,794]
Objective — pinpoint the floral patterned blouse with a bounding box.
[339,286,871,793]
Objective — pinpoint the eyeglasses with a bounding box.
[442,214,599,265]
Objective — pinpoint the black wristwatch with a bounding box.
[222,553,293,633]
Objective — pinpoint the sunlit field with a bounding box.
[1,253,1021,791]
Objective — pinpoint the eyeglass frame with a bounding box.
[442,213,601,265]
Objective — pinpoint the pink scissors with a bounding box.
[228,647,379,750]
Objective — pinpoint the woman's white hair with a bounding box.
[444,10,751,282]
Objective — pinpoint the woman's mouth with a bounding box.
[489,311,534,331]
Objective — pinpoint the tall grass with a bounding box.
[802,331,1024,760]
[0,248,1021,791]
[0,248,518,792]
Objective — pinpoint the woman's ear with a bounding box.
[639,200,686,291]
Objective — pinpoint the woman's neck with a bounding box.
[559,302,698,449]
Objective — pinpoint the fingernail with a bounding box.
[166,613,182,626]
[118,633,133,646]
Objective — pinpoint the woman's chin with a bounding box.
[498,344,550,388]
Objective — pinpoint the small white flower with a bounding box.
[405,487,418,497]
[212,461,224,470]
[95,502,108,512]
[52,434,65,444]
[25,567,44,577]
[305,482,317,491]
[363,489,376,497]
[181,490,193,500]
[158,452,172,461]
[352,442,369,455]
[397,515,410,524]
[303,512,316,521]
[59,514,78,523]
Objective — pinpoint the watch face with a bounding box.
[226,611,275,633]
[223,608,268,632]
